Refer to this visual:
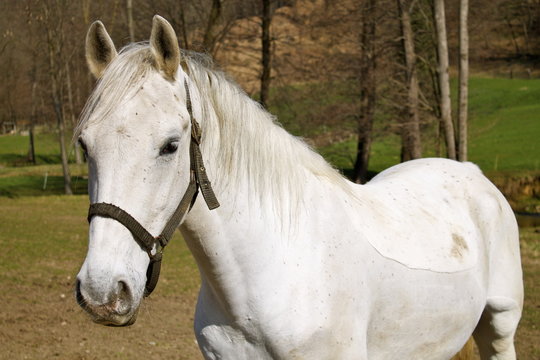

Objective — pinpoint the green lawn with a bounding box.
[467,77,540,171]
[0,132,67,166]
[317,77,540,174]
[0,132,86,197]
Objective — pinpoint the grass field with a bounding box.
[0,196,538,359]
[467,77,540,171]
[0,132,67,166]
[317,77,540,174]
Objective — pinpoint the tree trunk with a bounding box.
[28,127,36,164]
[44,3,72,195]
[260,0,273,109]
[49,63,72,195]
[433,0,456,160]
[457,0,468,162]
[352,0,377,184]
[127,0,135,42]
[66,62,83,164]
[28,81,37,164]
[179,2,190,49]
[203,0,222,55]
[398,0,422,161]
[82,0,91,24]
[54,97,73,195]
[504,16,521,56]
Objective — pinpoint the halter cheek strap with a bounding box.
[87,79,219,297]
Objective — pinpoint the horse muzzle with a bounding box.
[75,277,139,326]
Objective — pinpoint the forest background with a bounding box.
[0,0,539,192]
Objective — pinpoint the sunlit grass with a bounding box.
[0,132,69,166]
[316,77,540,174]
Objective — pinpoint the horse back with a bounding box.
[357,158,518,274]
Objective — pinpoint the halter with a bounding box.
[87,79,220,296]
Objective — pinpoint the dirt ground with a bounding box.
[0,246,203,360]
[0,279,202,360]
[0,196,203,360]
[0,196,538,359]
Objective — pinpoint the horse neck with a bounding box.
[182,90,302,262]
[180,166,362,324]
[179,98,295,314]
[180,170,289,317]
[180,69,360,316]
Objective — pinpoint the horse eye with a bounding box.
[160,141,178,156]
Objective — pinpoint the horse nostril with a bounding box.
[115,280,132,315]
[117,280,131,298]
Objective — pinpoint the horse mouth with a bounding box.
[94,309,139,327]
[75,280,140,326]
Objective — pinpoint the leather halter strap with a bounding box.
[87,79,219,296]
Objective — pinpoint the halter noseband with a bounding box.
[87,79,219,296]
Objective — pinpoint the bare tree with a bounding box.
[66,61,83,164]
[397,0,422,161]
[127,0,135,42]
[28,79,37,164]
[0,36,18,134]
[260,0,274,108]
[203,0,224,54]
[353,0,377,184]
[433,0,456,160]
[457,0,468,161]
[498,0,540,58]
[42,0,73,195]
[160,0,191,49]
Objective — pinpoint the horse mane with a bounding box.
[76,43,355,222]
[182,51,356,215]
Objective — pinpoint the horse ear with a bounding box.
[150,15,181,80]
[86,21,117,79]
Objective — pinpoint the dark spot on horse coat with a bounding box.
[450,233,468,259]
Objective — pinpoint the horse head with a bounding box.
[75,16,201,326]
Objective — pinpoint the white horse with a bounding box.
[75,16,523,360]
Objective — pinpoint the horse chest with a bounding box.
[194,263,369,359]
